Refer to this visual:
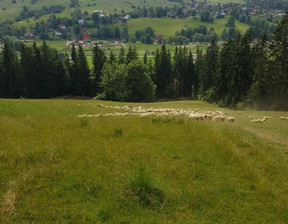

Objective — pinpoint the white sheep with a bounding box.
[227,117,236,123]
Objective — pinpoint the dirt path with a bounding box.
[245,128,288,146]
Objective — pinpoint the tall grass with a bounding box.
[0,99,288,223]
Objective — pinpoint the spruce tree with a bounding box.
[249,32,269,107]
[77,44,90,96]
[218,39,237,106]
[118,46,126,64]
[41,41,54,98]
[126,45,138,64]
[109,50,116,64]
[269,9,288,108]
[183,50,195,98]
[32,42,43,98]
[92,43,106,95]
[154,44,173,98]
[69,44,80,96]
[0,41,20,98]
[203,38,220,102]
[20,43,35,98]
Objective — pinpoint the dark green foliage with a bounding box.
[68,44,90,96]
[124,60,155,102]
[154,44,173,98]
[269,10,288,109]
[92,43,106,95]
[126,45,138,64]
[118,46,126,64]
[0,41,20,98]
[98,63,126,101]
[98,60,155,102]
[199,38,219,102]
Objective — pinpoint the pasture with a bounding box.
[0,99,288,223]
[127,16,251,38]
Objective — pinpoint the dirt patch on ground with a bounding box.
[245,128,288,146]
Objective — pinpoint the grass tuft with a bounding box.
[113,128,123,137]
[79,117,89,127]
[130,163,165,207]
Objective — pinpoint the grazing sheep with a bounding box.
[227,117,236,123]
[214,116,225,121]
[238,111,242,115]
[251,119,264,123]
[279,117,286,120]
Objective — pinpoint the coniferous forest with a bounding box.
[1,11,288,110]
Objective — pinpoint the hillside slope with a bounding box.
[0,99,288,223]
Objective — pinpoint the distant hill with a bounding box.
[0,0,246,21]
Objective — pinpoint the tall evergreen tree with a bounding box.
[92,43,106,95]
[154,44,173,98]
[249,32,269,107]
[118,46,126,64]
[0,41,20,98]
[20,43,35,98]
[78,44,90,96]
[218,39,237,106]
[194,47,203,99]
[269,9,288,108]
[109,50,116,64]
[232,33,253,105]
[32,42,43,98]
[41,41,54,98]
[200,38,219,101]
[69,44,81,95]
[126,45,138,64]
[183,50,195,98]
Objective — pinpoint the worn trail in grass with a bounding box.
[0,99,288,223]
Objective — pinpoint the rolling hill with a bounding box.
[0,99,288,223]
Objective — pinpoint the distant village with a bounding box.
[0,0,286,47]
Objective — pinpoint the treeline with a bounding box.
[1,11,288,109]
[15,5,65,21]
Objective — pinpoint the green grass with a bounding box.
[1,99,288,223]
[128,16,251,38]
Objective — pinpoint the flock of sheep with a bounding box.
[77,104,288,124]
[79,105,288,124]
[78,104,237,123]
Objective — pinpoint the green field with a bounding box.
[0,0,196,21]
[128,16,251,38]
[0,99,288,223]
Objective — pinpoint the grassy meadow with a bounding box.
[0,99,288,223]
[127,16,251,38]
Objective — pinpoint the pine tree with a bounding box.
[269,9,288,108]
[109,50,116,64]
[41,41,54,98]
[218,39,237,106]
[118,46,126,64]
[69,44,80,96]
[126,45,138,64]
[20,43,35,98]
[199,38,219,102]
[194,47,203,99]
[78,44,91,96]
[231,33,253,105]
[51,51,67,97]
[0,41,20,98]
[92,43,106,95]
[249,32,269,107]
[32,42,43,98]
[154,44,173,98]
[143,50,148,65]
[183,50,195,98]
